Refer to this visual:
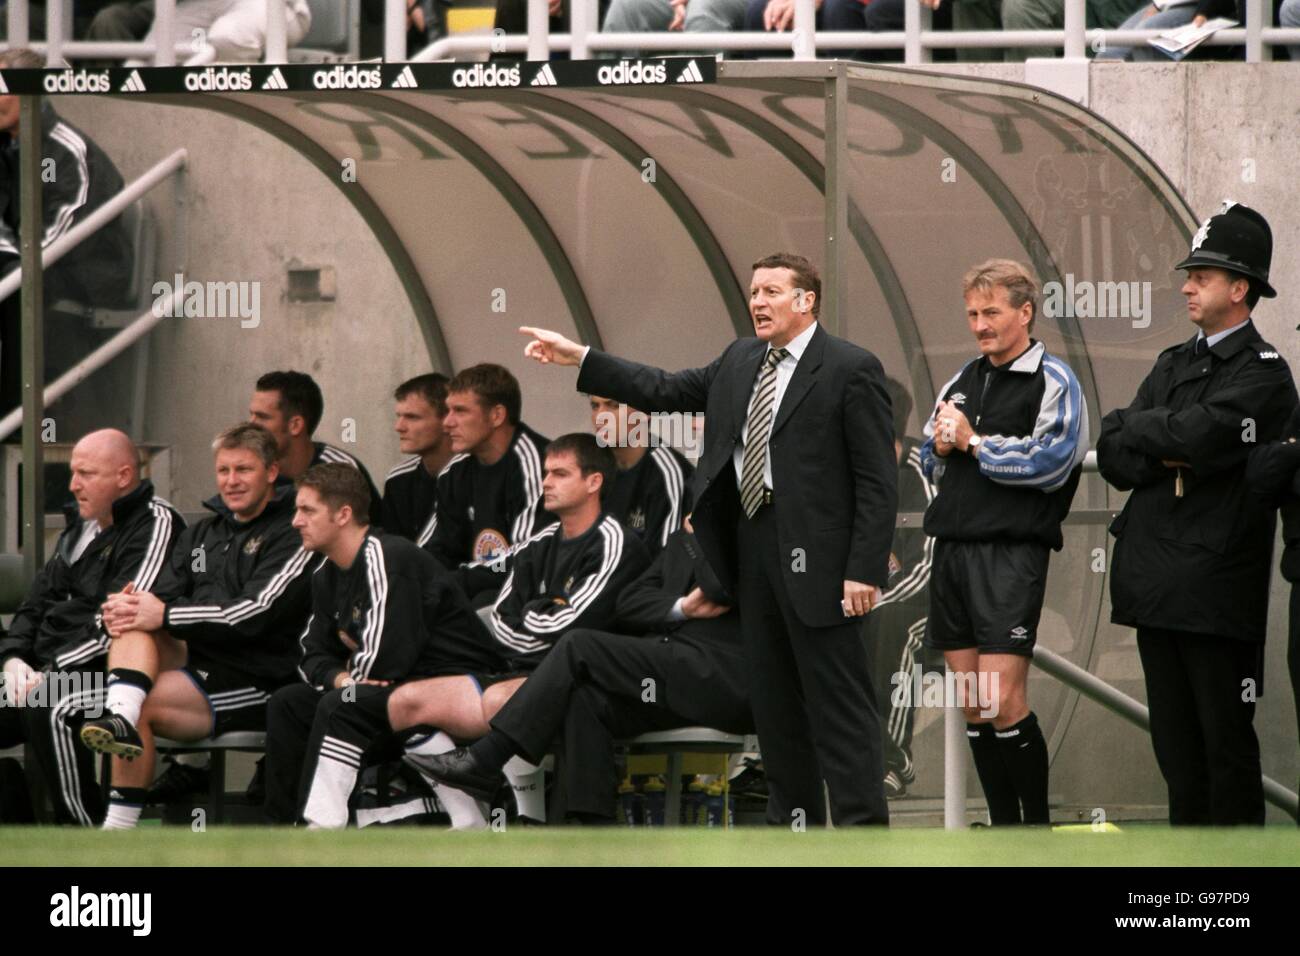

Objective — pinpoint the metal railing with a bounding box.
[0,147,188,442]
[416,0,1300,63]
[1,0,281,65]
[1,0,1295,65]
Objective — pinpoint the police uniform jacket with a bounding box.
[1246,402,1300,584]
[1098,320,1297,641]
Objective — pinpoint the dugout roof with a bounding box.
[16,58,1196,433]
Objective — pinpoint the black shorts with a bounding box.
[181,663,271,736]
[466,671,526,694]
[924,539,1050,657]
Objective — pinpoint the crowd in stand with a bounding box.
[493,0,1300,61]
[0,0,1296,62]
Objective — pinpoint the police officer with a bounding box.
[1245,382,1300,827]
[1098,200,1296,826]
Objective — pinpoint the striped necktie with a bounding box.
[740,347,789,518]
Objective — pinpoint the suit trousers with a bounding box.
[492,628,753,820]
[736,503,888,826]
[1136,627,1265,825]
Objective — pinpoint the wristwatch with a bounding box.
[968,434,983,456]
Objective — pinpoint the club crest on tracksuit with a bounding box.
[472,529,508,563]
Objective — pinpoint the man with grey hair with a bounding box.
[920,259,1088,825]
[0,429,181,824]
[80,423,317,829]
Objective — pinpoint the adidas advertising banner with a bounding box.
[0,58,715,96]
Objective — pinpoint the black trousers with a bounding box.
[492,627,753,820]
[736,504,888,826]
[1289,586,1300,824]
[0,669,105,826]
[264,682,395,825]
[1136,628,1265,826]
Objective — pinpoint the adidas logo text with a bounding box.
[185,66,252,91]
[597,62,667,85]
[452,63,521,88]
[44,69,111,93]
[312,65,382,90]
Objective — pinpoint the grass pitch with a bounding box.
[4,824,1297,866]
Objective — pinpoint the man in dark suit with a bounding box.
[519,252,898,826]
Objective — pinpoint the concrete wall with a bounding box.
[53,62,1300,820]
[56,97,432,510]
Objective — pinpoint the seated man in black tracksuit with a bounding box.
[422,363,552,605]
[250,369,384,528]
[382,373,456,546]
[80,424,317,829]
[419,521,752,823]
[263,463,502,828]
[0,429,181,825]
[589,394,693,558]
[393,433,649,824]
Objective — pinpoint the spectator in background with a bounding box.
[361,0,446,57]
[1283,0,1300,59]
[603,0,745,36]
[86,1,155,49]
[0,1,118,40]
[937,0,1143,60]
[494,0,612,59]
[0,48,134,425]
[743,0,951,61]
[113,0,312,64]
[1097,0,1235,61]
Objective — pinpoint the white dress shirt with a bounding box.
[732,321,818,492]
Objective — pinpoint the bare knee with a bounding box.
[480,684,510,720]
[386,684,421,730]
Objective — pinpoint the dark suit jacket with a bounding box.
[578,324,897,629]
[615,529,740,649]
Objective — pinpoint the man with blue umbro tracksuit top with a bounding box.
[920,258,1089,826]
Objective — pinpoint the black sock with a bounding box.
[967,723,1021,825]
[467,729,515,771]
[108,668,153,694]
[107,785,148,805]
[996,712,1050,824]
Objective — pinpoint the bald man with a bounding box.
[0,430,183,825]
